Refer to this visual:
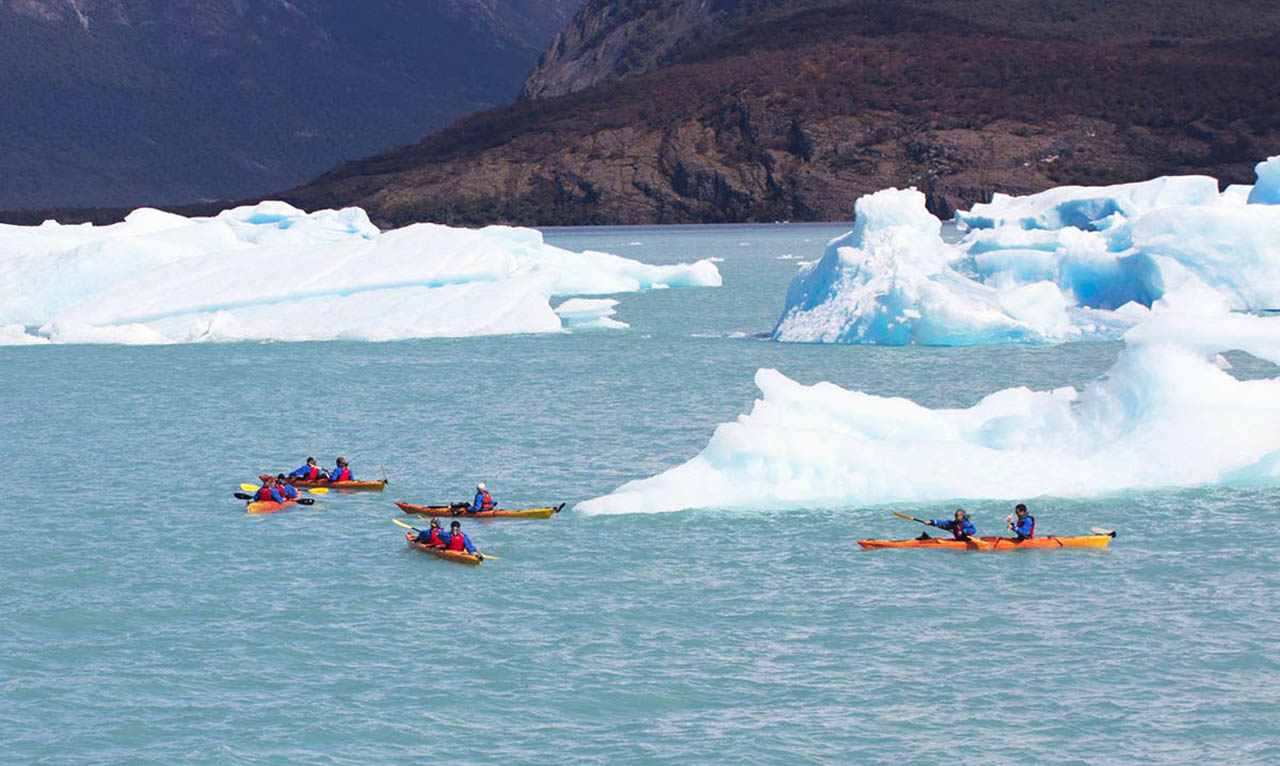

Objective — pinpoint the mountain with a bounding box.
[520,0,1280,100]
[281,0,1280,226]
[0,0,580,210]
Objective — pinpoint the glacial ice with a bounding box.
[1247,155,1280,205]
[578,314,1280,515]
[772,159,1280,347]
[0,202,720,345]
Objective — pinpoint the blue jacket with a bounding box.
[1010,515,1035,540]
[930,518,977,538]
[470,491,493,512]
[439,531,476,554]
[279,484,298,500]
[329,465,352,482]
[289,464,323,478]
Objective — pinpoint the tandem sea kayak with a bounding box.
[259,475,387,492]
[395,501,564,520]
[858,532,1116,550]
[246,498,298,515]
[405,531,482,566]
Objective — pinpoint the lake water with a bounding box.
[3,223,1277,764]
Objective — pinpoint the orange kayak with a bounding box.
[246,498,298,515]
[260,475,386,492]
[395,501,564,519]
[858,532,1116,550]
[405,531,482,566]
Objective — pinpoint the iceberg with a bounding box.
[955,174,1221,231]
[1247,155,1280,205]
[579,314,1280,515]
[772,158,1280,347]
[0,202,720,345]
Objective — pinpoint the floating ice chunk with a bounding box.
[957,175,1220,231]
[1247,156,1280,205]
[578,314,1280,515]
[771,188,1126,345]
[0,202,719,345]
[555,298,628,329]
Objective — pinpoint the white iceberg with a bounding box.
[772,159,1280,347]
[1247,155,1280,205]
[771,189,1137,345]
[955,174,1221,231]
[579,314,1280,515]
[0,202,721,345]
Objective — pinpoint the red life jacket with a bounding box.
[479,491,493,511]
[332,467,351,482]
[447,531,466,551]
[427,529,445,547]
[254,486,276,502]
[306,466,320,480]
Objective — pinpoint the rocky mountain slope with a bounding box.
[282,1,1280,226]
[520,0,1280,100]
[0,0,580,209]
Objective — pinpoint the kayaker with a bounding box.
[470,482,494,512]
[253,475,284,504]
[442,520,483,560]
[1007,503,1036,540]
[926,508,978,541]
[289,457,327,481]
[326,457,353,483]
[414,519,446,548]
[275,475,299,501]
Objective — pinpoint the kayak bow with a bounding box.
[395,501,564,519]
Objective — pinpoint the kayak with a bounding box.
[246,498,298,515]
[405,531,482,566]
[395,501,564,519]
[259,474,387,492]
[858,532,1116,550]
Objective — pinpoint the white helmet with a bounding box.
[476,482,487,492]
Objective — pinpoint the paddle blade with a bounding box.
[478,552,501,561]
[233,492,253,500]
[391,517,417,530]
[892,510,914,520]
[297,498,315,506]
[240,483,261,492]
[306,487,329,495]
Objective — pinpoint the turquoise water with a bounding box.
[3,224,1278,764]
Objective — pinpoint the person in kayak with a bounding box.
[925,508,978,541]
[274,474,299,501]
[1007,504,1036,540]
[253,475,285,504]
[470,482,494,512]
[414,519,446,548]
[441,520,483,560]
[326,457,353,483]
[289,457,327,481]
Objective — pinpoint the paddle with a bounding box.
[892,510,990,548]
[234,492,314,506]
[391,518,500,559]
[240,482,327,495]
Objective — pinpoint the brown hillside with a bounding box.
[286,2,1280,226]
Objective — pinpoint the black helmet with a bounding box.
[1015,504,1028,514]
[429,519,441,528]
[450,521,461,529]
